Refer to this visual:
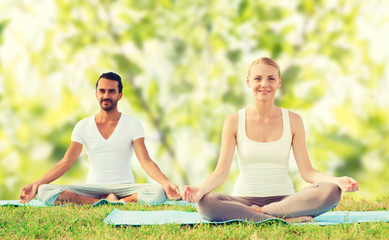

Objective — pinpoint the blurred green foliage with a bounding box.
[0,0,388,200]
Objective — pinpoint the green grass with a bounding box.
[1,196,388,240]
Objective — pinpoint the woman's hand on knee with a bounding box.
[335,176,359,192]
[182,186,205,203]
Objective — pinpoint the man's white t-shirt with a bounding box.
[71,113,144,185]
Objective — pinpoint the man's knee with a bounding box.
[37,184,64,206]
[37,184,57,199]
[138,184,167,205]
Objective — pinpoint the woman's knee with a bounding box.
[313,183,342,211]
[197,193,221,221]
[197,193,220,210]
[197,193,234,221]
[321,183,341,203]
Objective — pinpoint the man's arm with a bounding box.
[19,141,83,203]
[133,138,181,199]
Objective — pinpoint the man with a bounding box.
[20,72,181,205]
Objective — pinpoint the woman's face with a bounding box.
[246,63,281,101]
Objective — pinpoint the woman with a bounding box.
[182,57,359,222]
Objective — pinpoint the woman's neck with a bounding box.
[250,101,278,119]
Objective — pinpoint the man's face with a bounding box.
[96,78,123,112]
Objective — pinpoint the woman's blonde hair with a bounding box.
[247,57,280,77]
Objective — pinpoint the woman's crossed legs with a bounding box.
[197,182,341,222]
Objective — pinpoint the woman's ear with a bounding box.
[246,75,250,87]
[278,78,282,88]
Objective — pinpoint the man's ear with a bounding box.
[118,92,123,100]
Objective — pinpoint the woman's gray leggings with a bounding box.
[197,182,342,222]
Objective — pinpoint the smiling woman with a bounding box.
[246,58,281,103]
[182,57,359,223]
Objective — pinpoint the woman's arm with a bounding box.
[290,112,359,192]
[183,113,238,202]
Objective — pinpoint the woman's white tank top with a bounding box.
[232,108,295,197]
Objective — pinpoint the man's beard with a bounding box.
[100,99,118,111]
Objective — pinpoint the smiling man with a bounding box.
[20,72,181,205]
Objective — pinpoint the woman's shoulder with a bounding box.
[225,112,239,125]
[286,110,302,121]
[223,111,240,134]
[285,109,304,132]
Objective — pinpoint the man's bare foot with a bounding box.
[120,193,138,203]
[104,193,119,202]
[119,199,127,204]
[284,216,315,223]
[248,205,263,213]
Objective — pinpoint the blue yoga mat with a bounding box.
[0,200,46,207]
[313,211,389,225]
[0,199,125,207]
[103,209,389,226]
[0,199,195,207]
[103,208,288,225]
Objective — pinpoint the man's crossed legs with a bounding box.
[37,183,167,206]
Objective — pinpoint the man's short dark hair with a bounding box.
[96,72,123,93]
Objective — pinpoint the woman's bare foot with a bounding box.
[284,216,315,223]
[118,199,127,204]
[248,205,263,213]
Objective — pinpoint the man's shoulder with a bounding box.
[74,115,95,127]
[121,113,142,124]
[79,115,95,122]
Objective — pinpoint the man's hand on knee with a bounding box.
[19,182,39,203]
[163,181,181,200]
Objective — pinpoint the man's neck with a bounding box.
[95,109,121,122]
